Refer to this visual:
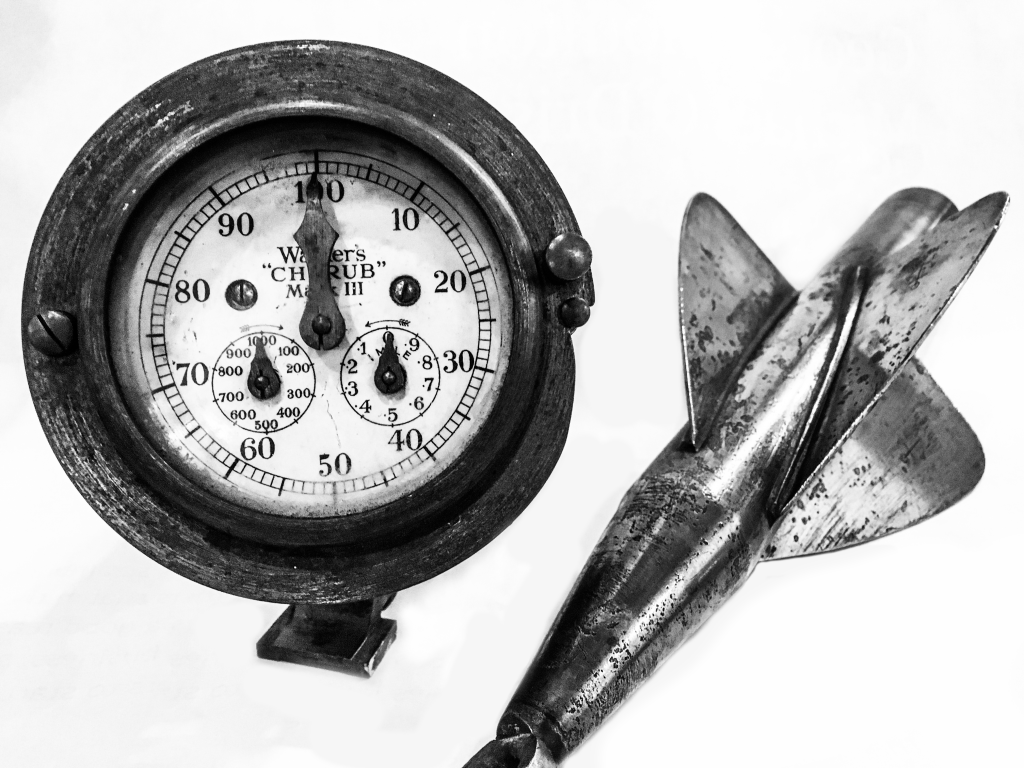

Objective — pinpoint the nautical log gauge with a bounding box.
[21,41,594,676]
[463,188,1006,767]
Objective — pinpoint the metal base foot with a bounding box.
[256,595,396,677]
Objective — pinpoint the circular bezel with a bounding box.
[22,41,594,603]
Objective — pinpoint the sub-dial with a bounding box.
[212,332,316,433]
[340,327,441,427]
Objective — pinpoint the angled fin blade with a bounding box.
[764,358,984,560]
[804,192,1008,470]
[679,193,795,449]
[833,187,959,264]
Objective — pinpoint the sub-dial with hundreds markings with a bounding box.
[341,327,441,427]
[212,332,316,433]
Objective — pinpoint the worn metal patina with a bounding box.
[22,41,596,678]
[462,188,1006,766]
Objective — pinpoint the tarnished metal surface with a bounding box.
[22,41,592,603]
[766,357,984,559]
[804,191,1006,471]
[460,188,1007,766]
[679,193,795,449]
[463,735,556,768]
[498,260,864,760]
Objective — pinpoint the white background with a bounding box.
[1,1,1021,766]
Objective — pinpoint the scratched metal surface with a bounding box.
[767,357,984,559]
[470,189,1007,767]
[499,243,862,759]
[749,189,1001,556]
[678,193,795,449]
[804,192,1008,471]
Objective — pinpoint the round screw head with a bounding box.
[559,297,591,329]
[545,233,592,281]
[26,310,76,356]
[311,314,333,336]
[225,279,258,311]
[390,275,421,307]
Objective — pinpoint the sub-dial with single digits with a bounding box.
[212,332,316,433]
[341,327,440,427]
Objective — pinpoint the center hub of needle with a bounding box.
[311,314,333,336]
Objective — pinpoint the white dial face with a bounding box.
[109,122,512,519]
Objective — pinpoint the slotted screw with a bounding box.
[27,310,76,357]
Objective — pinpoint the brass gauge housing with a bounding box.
[22,41,594,674]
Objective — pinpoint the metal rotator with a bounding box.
[461,187,1008,766]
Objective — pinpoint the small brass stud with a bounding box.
[546,233,593,281]
[559,297,591,329]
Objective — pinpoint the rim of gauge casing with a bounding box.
[21,40,594,603]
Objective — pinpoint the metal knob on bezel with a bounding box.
[545,233,592,281]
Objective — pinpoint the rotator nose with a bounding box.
[461,735,557,768]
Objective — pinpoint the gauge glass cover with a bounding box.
[109,120,513,520]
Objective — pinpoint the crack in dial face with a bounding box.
[108,122,513,520]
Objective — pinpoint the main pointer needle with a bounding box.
[294,172,346,350]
